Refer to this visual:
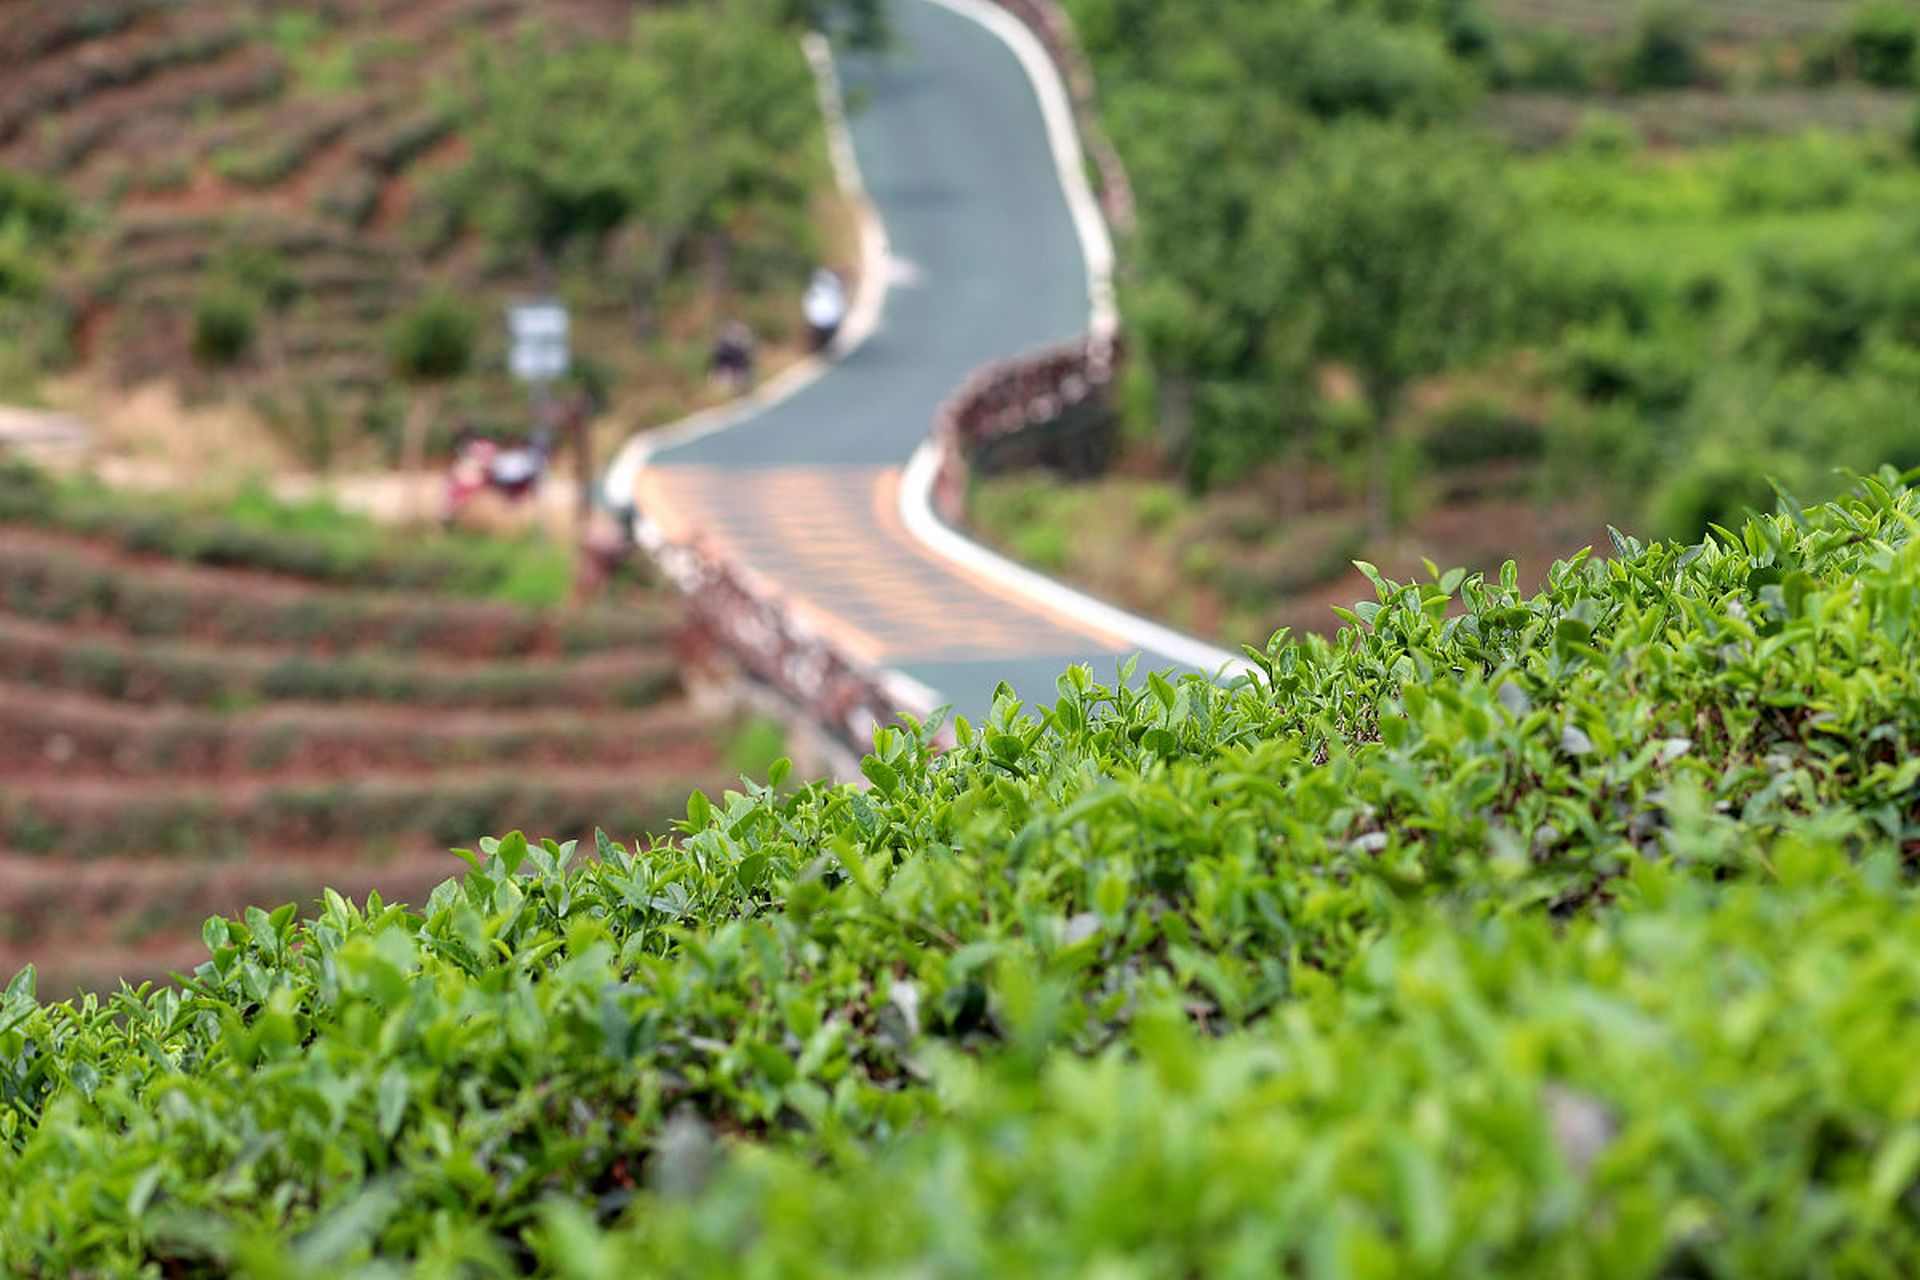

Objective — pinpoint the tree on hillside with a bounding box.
[1253,124,1514,539]
[1081,1,1471,493]
[1847,1,1919,87]
[455,39,642,286]
[189,289,258,373]
[456,3,825,329]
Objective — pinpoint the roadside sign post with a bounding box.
[507,299,570,389]
[506,299,594,523]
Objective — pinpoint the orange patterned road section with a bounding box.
[636,464,1125,666]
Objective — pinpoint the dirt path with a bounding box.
[0,405,88,456]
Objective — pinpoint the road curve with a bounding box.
[628,0,1232,723]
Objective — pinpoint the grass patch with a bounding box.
[0,460,579,606]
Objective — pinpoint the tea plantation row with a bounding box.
[0,460,728,993]
[5,478,1920,1273]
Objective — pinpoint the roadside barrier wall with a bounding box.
[927,335,1121,524]
[639,532,935,750]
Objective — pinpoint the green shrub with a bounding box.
[1277,9,1467,122]
[1553,323,1698,414]
[1722,131,1861,215]
[1420,393,1545,468]
[1847,1,1919,87]
[1519,236,1689,335]
[724,715,788,779]
[0,166,75,243]
[1676,351,1920,500]
[1131,482,1183,533]
[190,287,258,369]
[387,291,475,384]
[1647,440,1799,537]
[1749,231,1920,373]
[1618,2,1704,90]
[1011,520,1071,572]
[1495,27,1596,92]
[1568,109,1638,159]
[7,483,1920,1269]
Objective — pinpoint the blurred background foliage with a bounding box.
[957,0,1920,644]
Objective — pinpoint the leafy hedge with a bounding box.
[604,877,1920,1277]
[0,693,713,780]
[1,774,716,862]
[0,615,680,711]
[5,479,1920,1273]
[0,534,674,659]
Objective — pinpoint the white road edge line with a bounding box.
[918,0,1116,343]
[902,0,1253,678]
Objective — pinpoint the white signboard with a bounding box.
[507,299,570,384]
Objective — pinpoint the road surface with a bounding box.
[634,0,1232,722]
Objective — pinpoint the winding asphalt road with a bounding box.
[630,0,1230,722]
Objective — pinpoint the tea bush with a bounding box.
[609,877,1920,1278]
[0,534,673,658]
[0,615,680,710]
[0,692,713,779]
[5,481,1920,1272]
[0,774,714,861]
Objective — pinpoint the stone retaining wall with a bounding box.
[928,335,1120,524]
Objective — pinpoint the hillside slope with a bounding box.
[970,0,1920,646]
[0,460,736,993]
[0,0,850,469]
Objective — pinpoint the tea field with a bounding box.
[5,479,1920,1271]
[0,460,734,993]
[971,0,1920,647]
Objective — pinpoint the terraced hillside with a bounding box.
[0,0,847,463]
[0,462,733,993]
[1481,0,1917,147]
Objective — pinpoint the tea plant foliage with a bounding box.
[7,479,1920,1273]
